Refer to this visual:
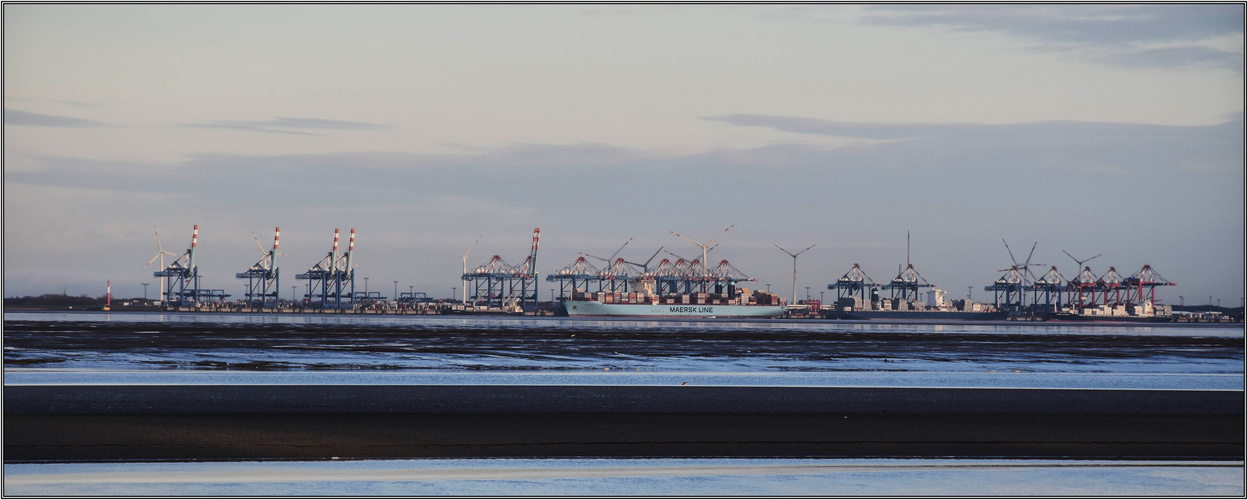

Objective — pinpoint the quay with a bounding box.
[17,302,1242,322]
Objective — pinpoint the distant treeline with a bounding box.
[4,294,110,308]
[1172,305,1244,315]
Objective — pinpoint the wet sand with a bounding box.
[5,317,1242,371]
[6,385,1242,461]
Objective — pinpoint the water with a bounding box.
[5,311,1243,495]
[5,458,1243,496]
[5,311,1242,389]
[13,455,1237,496]
[8,310,1241,334]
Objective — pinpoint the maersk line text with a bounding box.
[670,306,715,313]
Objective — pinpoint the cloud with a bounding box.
[3,142,660,212]
[4,97,100,109]
[4,109,113,128]
[477,142,655,167]
[175,117,390,136]
[11,116,1242,201]
[705,114,1237,144]
[705,114,983,140]
[864,5,1242,46]
[703,116,1244,200]
[862,4,1243,69]
[1099,46,1244,70]
[49,99,100,109]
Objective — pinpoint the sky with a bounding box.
[4,4,1244,306]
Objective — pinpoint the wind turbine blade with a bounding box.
[143,253,161,269]
[1024,242,1038,267]
[643,247,663,268]
[1087,253,1102,262]
[584,253,609,262]
[704,224,734,247]
[796,243,816,256]
[775,244,797,258]
[461,238,480,259]
[609,238,633,261]
[1025,268,1041,283]
[154,226,165,253]
[664,249,690,261]
[1002,239,1018,265]
[670,231,702,247]
[1062,250,1079,263]
[252,231,267,256]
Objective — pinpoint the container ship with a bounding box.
[560,288,786,318]
[1047,300,1174,322]
[822,288,1006,321]
[825,309,1007,321]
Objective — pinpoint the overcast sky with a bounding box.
[4,4,1244,306]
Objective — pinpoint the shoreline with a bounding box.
[5,308,1243,327]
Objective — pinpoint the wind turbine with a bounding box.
[1002,239,1045,283]
[998,239,1047,311]
[250,228,290,278]
[252,230,290,259]
[460,236,480,303]
[142,225,179,304]
[662,244,717,264]
[583,237,633,271]
[623,246,664,273]
[671,224,733,273]
[1062,250,1101,280]
[776,243,816,305]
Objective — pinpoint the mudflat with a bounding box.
[6,385,1243,461]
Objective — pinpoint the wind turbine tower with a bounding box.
[461,236,480,303]
[986,239,1044,313]
[775,243,815,305]
[142,226,179,304]
[461,228,541,312]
